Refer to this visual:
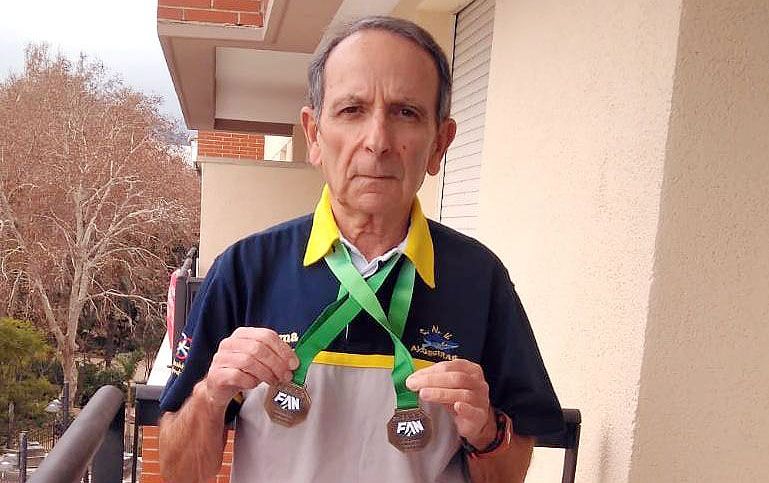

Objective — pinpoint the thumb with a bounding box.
[454,401,486,420]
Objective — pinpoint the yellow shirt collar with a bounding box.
[303,185,436,288]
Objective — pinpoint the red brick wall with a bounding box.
[141,425,235,483]
[158,0,264,27]
[197,131,266,160]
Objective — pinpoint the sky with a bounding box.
[0,0,184,122]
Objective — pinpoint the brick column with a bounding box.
[197,131,266,160]
[140,425,235,483]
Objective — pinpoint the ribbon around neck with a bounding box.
[291,242,419,410]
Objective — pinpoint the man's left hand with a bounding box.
[405,359,497,449]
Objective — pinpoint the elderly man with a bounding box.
[159,16,562,483]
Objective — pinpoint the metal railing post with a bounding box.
[18,431,27,483]
[29,386,124,483]
[7,402,14,449]
[130,414,139,483]
[172,270,189,349]
[90,403,125,483]
[61,382,70,428]
[185,246,198,277]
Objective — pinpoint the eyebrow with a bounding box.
[329,95,365,109]
[329,95,429,114]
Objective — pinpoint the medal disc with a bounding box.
[387,407,433,452]
[264,381,311,427]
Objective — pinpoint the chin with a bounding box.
[350,191,405,215]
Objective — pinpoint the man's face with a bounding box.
[302,30,456,217]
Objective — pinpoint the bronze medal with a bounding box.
[264,381,311,427]
[387,407,433,452]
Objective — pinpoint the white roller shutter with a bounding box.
[440,0,495,238]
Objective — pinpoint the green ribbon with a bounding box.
[292,242,419,410]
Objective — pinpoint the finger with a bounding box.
[205,366,260,405]
[211,366,260,389]
[270,339,300,371]
[220,347,289,385]
[417,387,483,407]
[406,371,486,392]
[454,401,488,422]
[222,334,294,380]
[231,326,275,340]
[230,327,300,370]
[409,359,483,379]
[232,353,286,386]
[453,401,492,439]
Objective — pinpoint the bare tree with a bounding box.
[0,45,199,405]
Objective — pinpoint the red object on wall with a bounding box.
[165,269,181,351]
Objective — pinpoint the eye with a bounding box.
[396,106,419,119]
[339,105,361,115]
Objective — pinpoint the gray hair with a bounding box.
[307,16,452,122]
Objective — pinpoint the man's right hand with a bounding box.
[201,327,300,409]
[161,327,297,481]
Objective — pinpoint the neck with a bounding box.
[331,199,411,261]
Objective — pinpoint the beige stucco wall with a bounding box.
[198,158,324,275]
[392,0,457,219]
[629,1,769,481]
[475,0,683,481]
[191,1,769,480]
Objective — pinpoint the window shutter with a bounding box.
[440,0,495,238]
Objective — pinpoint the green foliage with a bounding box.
[76,349,145,406]
[0,317,58,446]
[115,350,144,384]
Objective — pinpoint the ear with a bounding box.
[301,106,322,167]
[427,118,456,176]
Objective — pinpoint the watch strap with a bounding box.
[461,408,512,460]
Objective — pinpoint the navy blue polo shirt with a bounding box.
[160,187,563,482]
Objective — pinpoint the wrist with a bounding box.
[461,408,511,458]
[192,380,229,414]
[466,407,497,449]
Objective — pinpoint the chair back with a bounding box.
[534,408,581,483]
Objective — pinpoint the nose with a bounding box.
[363,110,391,156]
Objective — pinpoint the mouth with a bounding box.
[355,174,398,180]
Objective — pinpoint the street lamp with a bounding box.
[44,399,61,414]
[45,383,70,439]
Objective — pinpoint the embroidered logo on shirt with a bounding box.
[410,326,460,362]
[172,332,192,375]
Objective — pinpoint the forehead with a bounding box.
[323,30,439,107]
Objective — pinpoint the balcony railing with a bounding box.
[23,247,580,483]
[28,386,124,483]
